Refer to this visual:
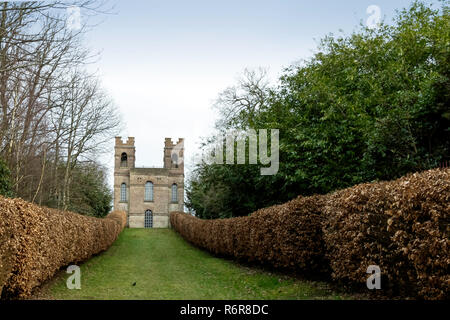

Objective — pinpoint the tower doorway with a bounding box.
[144,210,153,228]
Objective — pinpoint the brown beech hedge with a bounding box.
[171,194,330,275]
[323,168,449,300]
[0,196,126,299]
[171,168,449,299]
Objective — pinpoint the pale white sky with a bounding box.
[79,0,440,186]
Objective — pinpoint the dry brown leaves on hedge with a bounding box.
[0,196,126,299]
[171,168,449,300]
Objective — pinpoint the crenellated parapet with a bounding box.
[115,136,135,146]
[163,137,184,170]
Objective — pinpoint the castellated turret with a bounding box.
[163,137,184,172]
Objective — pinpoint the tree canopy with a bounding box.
[187,1,450,219]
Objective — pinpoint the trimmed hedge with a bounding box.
[171,168,449,299]
[0,196,126,299]
[323,168,449,299]
[171,194,329,275]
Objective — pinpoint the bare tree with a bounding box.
[51,71,119,209]
[214,68,270,130]
[0,1,121,214]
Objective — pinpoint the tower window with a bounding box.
[145,210,153,228]
[121,153,128,167]
[145,181,154,201]
[120,183,127,202]
[171,183,177,203]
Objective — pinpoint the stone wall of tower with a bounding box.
[113,136,184,228]
[113,137,135,221]
[165,137,185,215]
[164,137,184,173]
[127,170,184,228]
[114,137,136,169]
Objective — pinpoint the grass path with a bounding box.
[37,229,344,300]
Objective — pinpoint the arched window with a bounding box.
[145,210,153,228]
[120,152,128,167]
[145,181,153,201]
[120,183,127,202]
[171,183,177,203]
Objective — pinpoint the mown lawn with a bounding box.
[37,229,345,300]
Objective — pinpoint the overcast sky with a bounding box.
[80,0,440,185]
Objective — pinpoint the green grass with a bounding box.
[38,229,345,300]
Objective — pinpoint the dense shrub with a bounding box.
[172,168,449,299]
[0,196,126,299]
[323,168,449,299]
[171,194,329,275]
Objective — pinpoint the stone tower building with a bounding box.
[114,137,184,228]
